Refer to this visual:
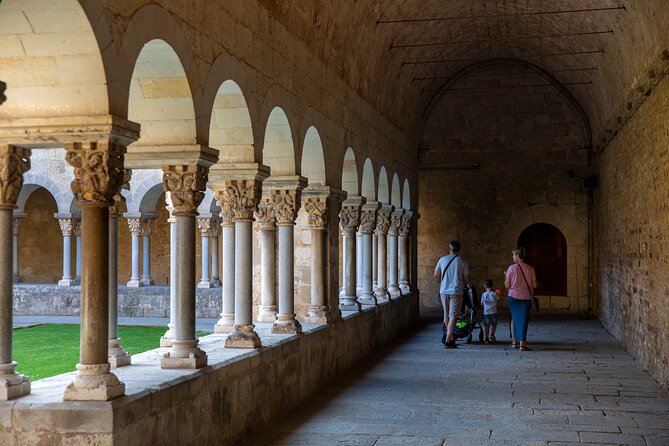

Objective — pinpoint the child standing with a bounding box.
[481,279,500,344]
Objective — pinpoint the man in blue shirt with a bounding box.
[433,240,471,348]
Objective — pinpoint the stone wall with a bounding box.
[0,294,419,445]
[594,75,669,391]
[418,62,591,316]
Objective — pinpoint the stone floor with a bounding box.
[239,317,669,446]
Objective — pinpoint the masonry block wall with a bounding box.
[418,63,590,316]
[594,76,669,391]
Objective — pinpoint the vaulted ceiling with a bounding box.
[259,0,669,149]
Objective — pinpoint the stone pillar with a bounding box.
[255,195,277,322]
[160,196,177,346]
[0,145,31,400]
[140,219,154,286]
[374,204,394,300]
[160,164,208,369]
[197,216,213,288]
[108,180,131,368]
[218,171,268,348]
[269,177,306,335]
[358,202,380,306]
[73,219,82,283]
[398,211,413,294]
[387,210,404,298]
[339,197,365,311]
[63,138,133,401]
[11,213,25,284]
[356,233,363,294]
[303,191,331,323]
[372,232,378,289]
[213,199,235,333]
[125,215,143,288]
[56,216,76,286]
[209,221,221,287]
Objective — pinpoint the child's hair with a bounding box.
[483,279,493,289]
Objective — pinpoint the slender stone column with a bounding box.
[398,211,413,294]
[140,219,154,286]
[255,196,277,322]
[108,182,131,368]
[387,210,404,298]
[11,213,25,284]
[356,233,363,294]
[0,145,31,400]
[220,173,267,348]
[209,221,221,287]
[303,192,330,323]
[161,164,208,369]
[197,216,213,288]
[358,202,380,306]
[372,232,378,290]
[269,177,306,335]
[339,197,364,311]
[374,205,393,300]
[57,216,76,286]
[160,196,177,346]
[63,139,132,401]
[214,199,235,333]
[73,220,82,283]
[125,215,143,288]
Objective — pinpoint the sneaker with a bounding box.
[445,340,458,349]
[484,339,490,344]
[490,335,496,343]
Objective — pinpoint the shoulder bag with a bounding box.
[517,263,540,312]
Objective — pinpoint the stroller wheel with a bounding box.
[467,333,473,344]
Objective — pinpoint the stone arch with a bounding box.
[390,174,401,207]
[0,0,109,119]
[196,189,216,215]
[123,170,163,214]
[378,167,390,204]
[262,107,296,176]
[341,147,359,196]
[301,126,326,186]
[138,184,165,217]
[17,181,70,215]
[361,158,376,200]
[402,179,411,210]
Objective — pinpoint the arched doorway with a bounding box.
[518,223,567,296]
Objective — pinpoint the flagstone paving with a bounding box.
[239,317,669,446]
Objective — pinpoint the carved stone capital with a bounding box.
[271,188,301,225]
[359,210,377,235]
[220,179,261,221]
[65,141,126,207]
[304,196,328,229]
[215,195,235,224]
[72,220,82,237]
[339,206,360,232]
[140,219,153,237]
[388,213,403,236]
[254,196,275,228]
[162,164,208,215]
[209,221,221,237]
[197,217,212,235]
[126,217,142,237]
[399,213,413,237]
[58,218,74,237]
[375,212,391,236]
[0,145,31,209]
[12,216,24,236]
[110,169,131,217]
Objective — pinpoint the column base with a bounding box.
[399,282,410,295]
[58,277,77,287]
[197,280,213,289]
[140,277,155,286]
[339,296,362,312]
[374,288,390,300]
[214,314,235,333]
[209,279,222,287]
[63,363,125,401]
[224,324,262,348]
[126,279,143,288]
[13,275,20,284]
[304,307,331,324]
[358,294,378,306]
[161,340,208,369]
[108,339,131,368]
[388,285,401,299]
[271,315,303,334]
[0,363,30,401]
[257,305,277,322]
[160,324,174,347]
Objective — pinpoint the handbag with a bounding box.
[517,263,540,312]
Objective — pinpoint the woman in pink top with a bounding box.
[504,248,537,351]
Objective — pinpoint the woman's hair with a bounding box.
[512,247,527,259]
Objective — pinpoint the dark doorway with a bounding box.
[517,223,567,296]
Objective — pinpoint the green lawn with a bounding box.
[13,324,206,381]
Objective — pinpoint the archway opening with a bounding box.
[209,80,254,163]
[518,223,567,296]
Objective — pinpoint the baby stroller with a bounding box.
[452,283,485,344]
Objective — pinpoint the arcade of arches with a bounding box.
[0,0,667,444]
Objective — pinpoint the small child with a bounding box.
[480,279,501,344]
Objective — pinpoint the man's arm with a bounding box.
[434,265,441,282]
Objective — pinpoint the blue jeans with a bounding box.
[508,296,532,341]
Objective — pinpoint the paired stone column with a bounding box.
[255,195,277,322]
[63,135,136,401]
[339,197,365,311]
[387,210,404,297]
[11,213,25,283]
[125,215,143,288]
[140,218,154,286]
[213,199,235,333]
[356,233,363,294]
[73,220,82,284]
[108,176,131,368]
[374,204,394,300]
[398,211,413,294]
[160,164,208,369]
[197,216,213,288]
[160,196,177,346]
[0,145,31,400]
[358,202,380,306]
[209,221,221,287]
[372,233,378,289]
[56,215,76,286]
[269,177,306,334]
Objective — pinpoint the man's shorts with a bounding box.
[484,313,498,327]
[440,294,463,318]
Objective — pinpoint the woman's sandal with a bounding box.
[520,346,532,351]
